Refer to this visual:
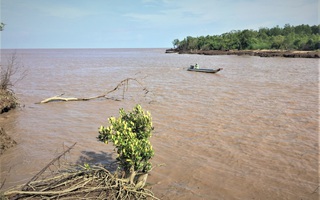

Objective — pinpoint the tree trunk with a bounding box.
[125,166,136,185]
[135,173,148,189]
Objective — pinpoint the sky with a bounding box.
[0,0,319,49]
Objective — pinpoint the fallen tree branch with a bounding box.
[38,94,85,104]
[36,78,149,104]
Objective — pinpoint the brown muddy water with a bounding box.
[0,48,319,199]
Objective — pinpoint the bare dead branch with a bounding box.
[0,51,27,90]
[22,142,77,191]
[36,78,150,104]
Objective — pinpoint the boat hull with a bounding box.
[187,68,223,73]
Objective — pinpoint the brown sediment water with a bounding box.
[0,49,318,199]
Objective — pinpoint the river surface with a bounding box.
[0,48,319,199]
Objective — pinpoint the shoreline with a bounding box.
[0,89,18,155]
[166,49,320,58]
[0,89,17,114]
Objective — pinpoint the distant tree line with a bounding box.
[0,22,5,31]
[173,24,320,51]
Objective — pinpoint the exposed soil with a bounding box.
[0,89,17,114]
[0,89,18,155]
[166,49,320,58]
[0,127,16,155]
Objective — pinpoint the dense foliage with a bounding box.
[0,22,4,31]
[98,104,154,186]
[173,24,320,51]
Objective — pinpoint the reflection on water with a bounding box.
[0,49,319,199]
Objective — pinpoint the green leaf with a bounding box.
[97,104,154,172]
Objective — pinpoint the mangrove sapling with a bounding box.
[97,104,154,189]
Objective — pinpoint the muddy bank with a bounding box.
[0,127,17,155]
[166,49,320,58]
[0,89,18,155]
[0,89,17,114]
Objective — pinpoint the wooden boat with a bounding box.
[187,66,223,73]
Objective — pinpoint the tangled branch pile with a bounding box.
[3,165,158,200]
[1,142,159,200]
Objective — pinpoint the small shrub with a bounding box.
[0,52,26,91]
[98,104,154,188]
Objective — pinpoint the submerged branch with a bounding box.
[36,78,149,104]
[22,142,77,191]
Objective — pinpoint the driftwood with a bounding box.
[37,78,149,104]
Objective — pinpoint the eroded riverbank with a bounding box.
[166,49,320,58]
[0,89,17,155]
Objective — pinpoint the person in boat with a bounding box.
[195,63,199,69]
